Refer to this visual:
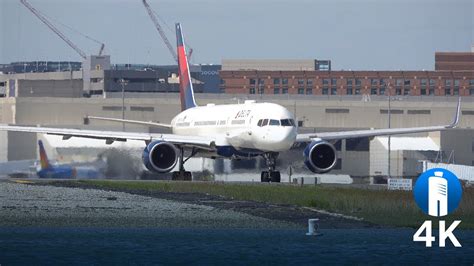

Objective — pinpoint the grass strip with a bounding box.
[73,180,474,228]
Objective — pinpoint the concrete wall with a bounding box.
[1,94,473,176]
[441,129,474,166]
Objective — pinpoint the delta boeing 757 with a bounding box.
[0,23,461,182]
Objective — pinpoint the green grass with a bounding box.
[72,180,474,229]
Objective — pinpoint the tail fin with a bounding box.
[38,140,50,170]
[176,23,197,111]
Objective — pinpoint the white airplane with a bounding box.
[0,23,461,182]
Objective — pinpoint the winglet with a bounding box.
[38,140,50,170]
[447,97,461,128]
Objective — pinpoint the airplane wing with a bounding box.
[296,97,461,142]
[0,125,215,149]
[84,116,172,128]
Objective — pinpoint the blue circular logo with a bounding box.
[413,168,462,217]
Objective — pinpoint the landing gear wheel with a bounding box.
[171,147,196,181]
[261,171,270,182]
[270,171,281,183]
[172,171,192,181]
[261,152,280,183]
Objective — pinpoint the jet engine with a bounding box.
[303,140,337,173]
[142,141,178,173]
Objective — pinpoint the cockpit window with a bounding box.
[281,119,296,127]
[269,119,280,126]
[262,119,269,126]
[257,119,263,127]
[281,119,291,126]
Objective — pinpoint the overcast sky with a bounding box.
[0,0,472,70]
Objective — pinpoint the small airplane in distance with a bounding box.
[0,23,462,182]
[37,140,102,179]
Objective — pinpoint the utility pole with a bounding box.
[119,79,128,131]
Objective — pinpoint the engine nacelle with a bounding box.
[142,141,178,173]
[303,140,337,173]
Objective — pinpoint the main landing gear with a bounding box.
[260,152,281,183]
[171,147,196,181]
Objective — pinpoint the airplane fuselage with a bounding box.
[170,101,297,157]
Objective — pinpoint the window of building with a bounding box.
[347,79,353,86]
[219,87,225,93]
[404,79,411,86]
[258,87,264,94]
[322,88,328,95]
[396,88,402,95]
[396,79,403,86]
[380,79,385,86]
[282,88,288,94]
[298,88,304,94]
[371,88,377,95]
[249,88,255,94]
[445,88,451,95]
[274,88,280,94]
[453,88,459,95]
[273,78,280,85]
[454,79,460,87]
[331,88,337,95]
[258,79,264,85]
[421,79,427,86]
[404,88,410,95]
[371,79,378,86]
[429,79,436,86]
[323,79,330,86]
[250,78,256,85]
[470,79,474,86]
[220,79,225,85]
[471,89,474,95]
[355,88,361,95]
[103,106,125,111]
[331,78,337,85]
[307,79,313,86]
[306,88,313,95]
[347,88,353,95]
[326,108,349,113]
[421,88,427,95]
[298,79,305,85]
[355,79,361,86]
[379,88,385,95]
[282,78,288,85]
[407,110,431,115]
[445,79,452,86]
[429,88,435,95]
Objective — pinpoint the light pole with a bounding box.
[119,78,128,131]
[387,83,391,178]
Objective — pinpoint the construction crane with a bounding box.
[142,0,177,62]
[19,0,105,60]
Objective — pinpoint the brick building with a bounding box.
[220,53,474,96]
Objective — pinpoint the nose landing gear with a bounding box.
[260,152,281,183]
